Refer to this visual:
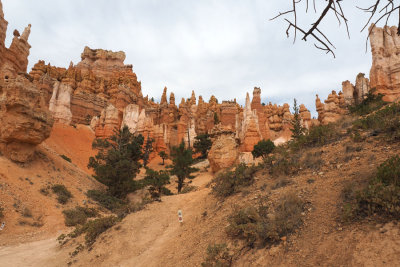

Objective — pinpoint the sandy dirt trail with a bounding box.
[76,168,214,267]
[0,163,214,267]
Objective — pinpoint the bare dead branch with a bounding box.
[272,0,400,58]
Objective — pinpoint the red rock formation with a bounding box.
[30,46,142,126]
[0,76,54,162]
[208,125,239,173]
[369,25,400,102]
[316,90,347,124]
[0,2,31,79]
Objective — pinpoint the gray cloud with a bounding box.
[3,0,386,116]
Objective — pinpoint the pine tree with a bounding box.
[158,151,168,165]
[142,135,154,167]
[168,141,198,193]
[194,134,212,159]
[143,168,171,200]
[88,126,144,198]
[291,98,304,140]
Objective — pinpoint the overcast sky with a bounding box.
[2,0,388,116]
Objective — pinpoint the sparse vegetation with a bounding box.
[63,206,98,227]
[349,89,386,116]
[226,193,304,248]
[342,155,400,222]
[180,185,198,194]
[263,150,300,177]
[194,134,212,159]
[65,216,119,246]
[88,126,144,198]
[290,124,339,150]
[301,151,324,171]
[212,163,257,198]
[21,207,33,218]
[272,177,292,190]
[52,184,72,204]
[251,139,275,159]
[60,154,72,163]
[352,103,400,141]
[39,186,50,196]
[201,243,232,267]
[0,205,4,218]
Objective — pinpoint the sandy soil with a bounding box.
[0,123,100,247]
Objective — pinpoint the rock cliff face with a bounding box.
[208,126,239,173]
[0,77,53,162]
[369,25,400,102]
[0,1,53,162]
[30,46,142,125]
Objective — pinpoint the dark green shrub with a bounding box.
[252,139,275,159]
[349,89,386,115]
[194,134,213,159]
[81,216,119,245]
[0,205,4,218]
[375,155,400,186]
[143,168,170,200]
[353,103,400,141]
[201,243,232,267]
[301,151,324,171]
[52,184,72,204]
[263,152,300,177]
[21,207,32,218]
[343,155,400,221]
[87,190,125,212]
[180,185,198,194]
[60,154,72,163]
[226,193,303,247]
[290,124,339,150]
[212,164,257,198]
[63,206,98,227]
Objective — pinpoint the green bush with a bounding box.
[201,243,232,267]
[349,89,386,116]
[63,206,98,227]
[301,151,324,171]
[252,139,275,159]
[81,216,119,245]
[226,193,303,247]
[353,103,400,141]
[290,124,339,150]
[67,216,119,246]
[212,164,257,198]
[143,168,171,200]
[343,155,400,221]
[87,190,125,212]
[194,134,213,159]
[263,152,300,177]
[52,184,72,204]
[60,154,72,163]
